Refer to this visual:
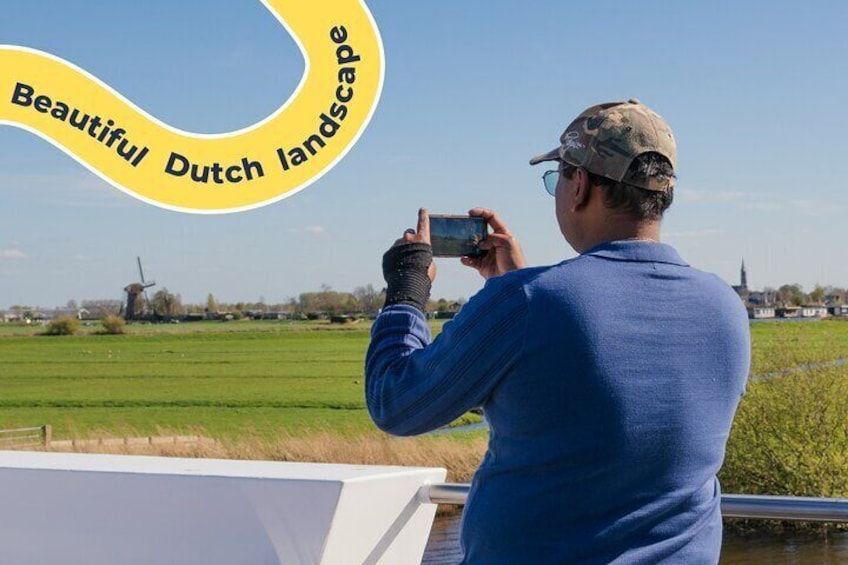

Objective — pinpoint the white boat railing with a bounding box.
[419,483,848,522]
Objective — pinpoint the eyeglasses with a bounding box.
[541,164,576,196]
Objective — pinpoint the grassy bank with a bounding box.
[721,363,848,531]
[720,320,848,531]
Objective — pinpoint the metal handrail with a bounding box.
[419,483,848,523]
[420,483,471,506]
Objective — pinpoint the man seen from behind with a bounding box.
[365,99,751,564]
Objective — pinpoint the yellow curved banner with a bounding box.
[0,1,384,214]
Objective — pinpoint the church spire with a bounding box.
[740,260,748,290]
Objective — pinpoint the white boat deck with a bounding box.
[0,450,446,565]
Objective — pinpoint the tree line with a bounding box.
[4,284,467,320]
[750,284,847,307]
[6,281,847,320]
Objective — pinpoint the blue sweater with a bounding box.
[365,241,750,564]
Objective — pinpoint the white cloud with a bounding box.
[284,226,330,238]
[789,199,840,217]
[305,226,328,236]
[0,249,27,259]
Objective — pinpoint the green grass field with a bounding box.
[750,318,848,374]
[2,317,848,442]
[0,320,391,439]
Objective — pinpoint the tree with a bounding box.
[809,285,826,305]
[184,302,205,314]
[151,287,183,318]
[81,299,122,319]
[206,293,218,313]
[777,284,806,307]
[296,285,358,316]
[353,284,383,315]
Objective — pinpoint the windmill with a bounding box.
[123,257,156,321]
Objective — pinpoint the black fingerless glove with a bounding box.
[382,243,432,312]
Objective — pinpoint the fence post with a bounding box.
[42,425,52,448]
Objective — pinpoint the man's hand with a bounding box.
[461,208,527,279]
[390,207,436,282]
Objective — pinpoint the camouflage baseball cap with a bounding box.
[529,99,676,192]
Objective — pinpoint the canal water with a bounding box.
[422,515,848,563]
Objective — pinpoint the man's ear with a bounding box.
[571,167,592,211]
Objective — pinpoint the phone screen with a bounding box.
[429,215,487,257]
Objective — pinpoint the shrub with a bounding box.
[101,315,126,335]
[720,366,848,531]
[43,316,80,336]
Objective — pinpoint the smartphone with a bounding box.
[429,215,487,257]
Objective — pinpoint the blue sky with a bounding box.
[1,0,847,308]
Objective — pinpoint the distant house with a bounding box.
[204,310,236,321]
[747,290,777,306]
[44,308,87,320]
[748,307,775,319]
[3,308,90,323]
[779,306,827,318]
[829,305,848,317]
[262,311,288,320]
[0,312,19,323]
[306,311,328,320]
[77,308,95,321]
[826,293,845,306]
[800,306,828,318]
[434,301,463,320]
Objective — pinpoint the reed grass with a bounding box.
[45,430,486,486]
